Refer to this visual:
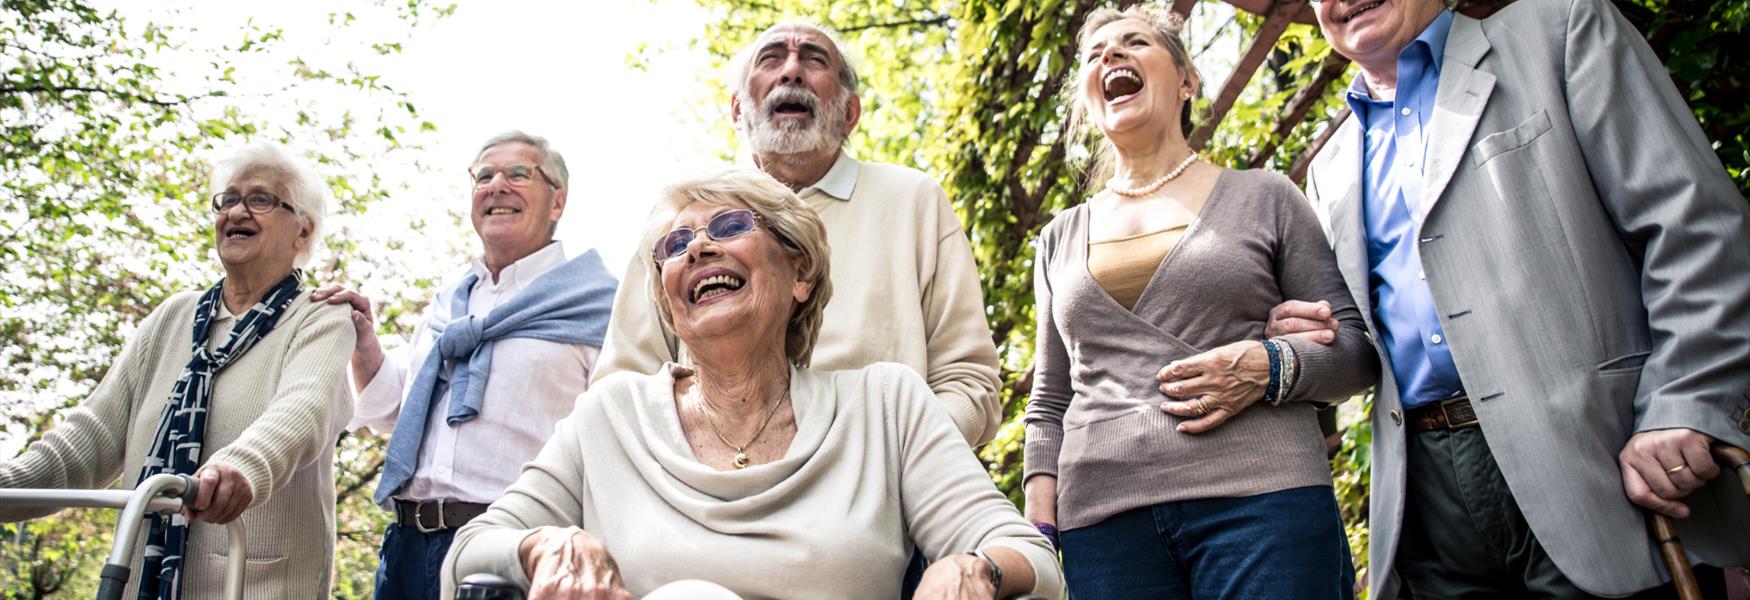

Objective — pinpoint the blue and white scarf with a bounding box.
[374,250,617,505]
[133,271,303,600]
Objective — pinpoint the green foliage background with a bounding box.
[2,0,1745,597]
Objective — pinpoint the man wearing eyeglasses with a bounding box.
[1263,0,1750,597]
[596,20,1004,450]
[312,130,618,600]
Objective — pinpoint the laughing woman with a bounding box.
[0,143,354,598]
[1022,6,1378,599]
[443,170,1062,600]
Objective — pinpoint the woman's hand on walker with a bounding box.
[184,463,252,524]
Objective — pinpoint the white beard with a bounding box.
[738,84,849,157]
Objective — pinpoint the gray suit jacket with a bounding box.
[1305,0,1750,596]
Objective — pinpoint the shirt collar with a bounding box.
[1345,10,1455,107]
[799,152,860,202]
[470,241,567,291]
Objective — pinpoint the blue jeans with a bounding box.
[1060,485,1354,600]
[373,523,457,600]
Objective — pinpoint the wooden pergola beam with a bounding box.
[1247,51,1351,169]
[1290,106,1350,184]
[1188,0,1305,150]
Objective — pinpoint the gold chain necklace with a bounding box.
[695,390,790,469]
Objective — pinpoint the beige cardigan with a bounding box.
[0,290,355,598]
[442,362,1064,599]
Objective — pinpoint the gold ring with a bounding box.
[1665,464,1688,474]
[1195,398,1211,416]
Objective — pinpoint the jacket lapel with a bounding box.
[1314,114,1375,325]
[1418,14,1496,225]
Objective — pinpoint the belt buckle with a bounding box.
[1438,396,1474,429]
[414,499,446,533]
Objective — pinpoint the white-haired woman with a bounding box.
[0,142,355,598]
[442,170,1063,600]
[1022,6,1378,599]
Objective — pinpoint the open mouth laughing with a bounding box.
[688,268,748,304]
[764,86,819,121]
[223,223,259,240]
[1102,65,1144,105]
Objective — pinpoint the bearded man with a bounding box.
[595,20,1004,449]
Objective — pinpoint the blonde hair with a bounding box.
[647,170,833,368]
[1067,6,1203,184]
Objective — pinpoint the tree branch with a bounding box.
[0,85,187,108]
[837,15,951,34]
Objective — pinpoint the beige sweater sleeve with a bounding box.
[890,365,1064,599]
[441,400,593,597]
[0,296,182,520]
[593,235,679,383]
[204,303,355,508]
[915,186,1003,446]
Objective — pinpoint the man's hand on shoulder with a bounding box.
[310,284,385,384]
[1619,428,1721,519]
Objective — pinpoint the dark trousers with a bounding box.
[373,523,458,600]
[1398,427,1724,600]
[1060,485,1355,599]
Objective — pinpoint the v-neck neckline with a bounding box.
[1079,168,1231,316]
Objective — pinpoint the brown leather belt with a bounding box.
[394,499,489,533]
[1406,395,1480,432]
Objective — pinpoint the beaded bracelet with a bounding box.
[1034,522,1060,550]
[1262,339,1282,404]
[1276,339,1298,404]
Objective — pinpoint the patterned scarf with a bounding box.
[133,271,303,600]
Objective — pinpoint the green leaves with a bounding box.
[1,1,456,596]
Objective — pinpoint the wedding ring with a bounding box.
[1665,464,1688,474]
[1195,398,1211,416]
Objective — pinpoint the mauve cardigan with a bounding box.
[1024,168,1379,530]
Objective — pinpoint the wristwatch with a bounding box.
[965,549,1003,592]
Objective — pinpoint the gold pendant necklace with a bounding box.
[696,390,789,469]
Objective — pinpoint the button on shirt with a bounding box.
[351,242,600,503]
[1347,10,1464,410]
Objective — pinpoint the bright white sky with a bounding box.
[116,0,736,278]
[100,0,1251,280]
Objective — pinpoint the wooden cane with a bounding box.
[1653,443,1750,600]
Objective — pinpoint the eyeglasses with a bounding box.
[653,209,790,262]
[468,163,556,190]
[211,191,299,216]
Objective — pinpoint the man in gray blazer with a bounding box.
[1270,0,1750,597]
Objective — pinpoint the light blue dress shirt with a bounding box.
[1345,10,1464,410]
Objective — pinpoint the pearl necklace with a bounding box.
[1105,152,1199,197]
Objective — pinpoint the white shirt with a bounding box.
[352,242,599,503]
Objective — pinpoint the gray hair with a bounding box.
[209,142,328,268]
[476,130,569,190]
[647,169,832,368]
[728,19,862,98]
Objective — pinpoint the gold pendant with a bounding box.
[733,453,750,469]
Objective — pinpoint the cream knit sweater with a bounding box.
[0,291,355,598]
[442,363,1064,600]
